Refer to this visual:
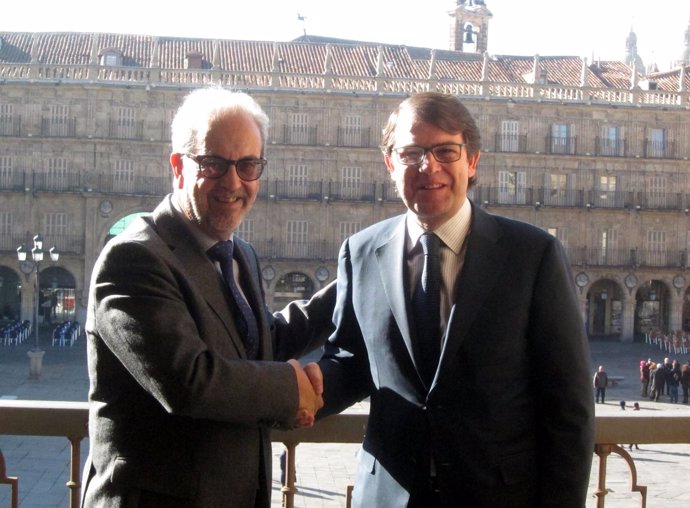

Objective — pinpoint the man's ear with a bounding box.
[467,150,481,180]
[384,153,395,175]
[170,153,184,188]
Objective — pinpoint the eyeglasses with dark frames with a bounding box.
[184,153,267,181]
[391,143,466,166]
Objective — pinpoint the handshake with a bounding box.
[288,359,324,428]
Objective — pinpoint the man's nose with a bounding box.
[219,164,243,186]
[418,152,441,174]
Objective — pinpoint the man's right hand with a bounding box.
[288,359,324,428]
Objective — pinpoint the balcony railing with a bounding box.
[2,400,690,508]
[2,61,687,108]
[40,118,77,138]
[336,127,374,148]
[567,247,689,269]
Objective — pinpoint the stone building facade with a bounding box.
[0,12,689,342]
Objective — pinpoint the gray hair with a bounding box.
[170,87,269,155]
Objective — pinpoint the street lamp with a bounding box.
[16,234,60,380]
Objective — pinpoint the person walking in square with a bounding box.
[593,365,609,404]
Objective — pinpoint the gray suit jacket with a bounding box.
[319,201,595,508]
[82,195,334,508]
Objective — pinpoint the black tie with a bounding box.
[413,232,441,387]
[208,241,259,359]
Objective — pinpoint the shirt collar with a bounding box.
[406,198,472,254]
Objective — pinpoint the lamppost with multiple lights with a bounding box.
[16,234,59,380]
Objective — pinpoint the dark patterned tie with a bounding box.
[208,240,259,359]
[413,232,441,387]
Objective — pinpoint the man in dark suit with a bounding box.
[317,92,594,507]
[81,88,333,507]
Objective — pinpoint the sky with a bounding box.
[4,0,689,71]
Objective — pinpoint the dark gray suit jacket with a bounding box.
[82,195,334,508]
[319,201,594,507]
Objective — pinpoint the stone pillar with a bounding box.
[621,297,636,342]
[669,293,684,333]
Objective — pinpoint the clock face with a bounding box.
[262,266,276,281]
[315,266,330,282]
[575,272,589,287]
[624,274,639,288]
[673,275,686,289]
[99,200,113,215]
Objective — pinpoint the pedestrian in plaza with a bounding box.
[314,92,594,507]
[81,88,334,508]
[649,361,665,402]
[594,365,609,404]
[681,361,690,404]
[664,357,673,395]
[669,359,681,403]
[640,359,650,398]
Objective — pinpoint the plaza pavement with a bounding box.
[1,335,690,507]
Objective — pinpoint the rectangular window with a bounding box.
[287,164,308,197]
[550,124,574,154]
[649,128,666,158]
[600,126,623,156]
[115,160,135,192]
[648,176,667,208]
[289,113,309,144]
[598,229,618,264]
[500,120,519,152]
[341,166,362,199]
[596,175,618,208]
[286,220,309,257]
[0,156,12,188]
[646,230,667,266]
[498,170,526,204]
[49,105,70,136]
[339,221,362,243]
[117,107,137,139]
[235,219,253,243]
[0,211,11,250]
[0,103,14,135]
[342,115,362,146]
[47,158,68,189]
[45,212,68,237]
[545,173,566,206]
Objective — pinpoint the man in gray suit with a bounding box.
[317,92,594,507]
[81,88,332,507]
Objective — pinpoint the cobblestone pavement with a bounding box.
[1,336,690,507]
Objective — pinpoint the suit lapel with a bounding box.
[375,218,421,372]
[150,197,248,358]
[437,205,507,380]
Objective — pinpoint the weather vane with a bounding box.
[297,13,307,36]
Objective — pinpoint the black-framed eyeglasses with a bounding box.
[184,154,267,181]
[391,143,466,166]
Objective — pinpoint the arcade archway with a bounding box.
[586,278,623,339]
[273,272,315,308]
[105,212,149,245]
[38,266,77,323]
[0,266,21,322]
[634,279,670,341]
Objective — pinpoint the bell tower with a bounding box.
[449,0,493,53]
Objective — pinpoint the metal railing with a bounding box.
[1,400,690,508]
